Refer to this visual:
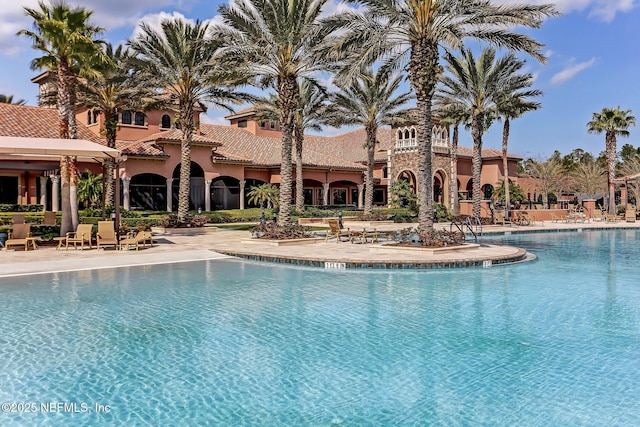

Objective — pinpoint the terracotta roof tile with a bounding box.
[0,103,103,143]
[139,128,223,147]
[116,140,167,158]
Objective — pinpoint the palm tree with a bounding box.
[327,68,412,215]
[18,0,107,235]
[247,184,280,221]
[77,170,103,208]
[438,47,528,217]
[323,0,559,232]
[496,70,541,218]
[255,81,330,212]
[216,0,330,225]
[587,106,636,214]
[128,18,249,222]
[78,43,134,206]
[0,94,27,105]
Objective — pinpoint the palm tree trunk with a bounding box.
[178,103,195,221]
[502,118,511,218]
[294,127,304,212]
[450,124,459,215]
[103,112,119,206]
[364,125,376,215]
[471,114,484,218]
[409,39,439,231]
[277,75,299,225]
[68,78,79,230]
[606,132,616,215]
[57,63,73,235]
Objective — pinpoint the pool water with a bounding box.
[1,230,639,426]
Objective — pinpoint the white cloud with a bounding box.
[550,57,597,85]
[495,0,636,23]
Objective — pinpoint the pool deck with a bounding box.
[2,219,639,276]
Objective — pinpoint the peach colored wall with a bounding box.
[76,108,199,141]
[244,170,271,182]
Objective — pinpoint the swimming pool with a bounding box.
[1,229,639,425]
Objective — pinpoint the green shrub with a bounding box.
[0,204,44,212]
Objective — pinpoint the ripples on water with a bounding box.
[0,230,639,426]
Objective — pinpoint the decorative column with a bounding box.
[323,182,330,206]
[239,180,246,210]
[166,178,174,212]
[122,177,131,210]
[39,176,48,209]
[357,184,364,209]
[205,179,212,212]
[51,175,60,212]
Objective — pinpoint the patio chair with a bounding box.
[97,221,118,250]
[119,231,154,251]
[493,212,510,226]
[625,205,636,223]
[325,218,352,243]
[63,223,94,250]
[350,228,380,244]
[11,214,25,225]
[42,211,57,226]
[4,223,31,251]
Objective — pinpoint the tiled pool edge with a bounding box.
[215,247,529,269]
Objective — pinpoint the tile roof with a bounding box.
[116,140,167,158]
[138,128,223,147]
[0,104,104,143]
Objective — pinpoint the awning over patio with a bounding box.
[0,136,122,161]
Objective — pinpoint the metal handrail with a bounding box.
[450,216,481,243]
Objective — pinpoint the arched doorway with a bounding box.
[397,170,417,192]
[130,173,167,211]
[211,176,240,210]
[433,170,448,205]
[481,183,494,200]
[172,162,204,211]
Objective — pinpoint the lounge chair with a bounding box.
[119,231,154,251]
[325,218,352,243]
[350,228,380,244]
[4,223,31,251]
[11,214,25,225]
[42,211,57,226]
[513,211,532,226]
[63,223,94,250]
[625,205,636,223]
[97,221,118,250]
[591,208,604,222]
[493,212,510,226]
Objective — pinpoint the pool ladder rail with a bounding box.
[450,216,482,243]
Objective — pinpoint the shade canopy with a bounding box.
[0,136,122,161]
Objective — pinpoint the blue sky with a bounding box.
[0,0,639,160]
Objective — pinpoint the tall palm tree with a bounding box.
[18,0,106,235]
[255,81,330,212]
[216,0,330,225]
[587,106,636,215]
[323,0,558,231]
[327,68,412,215]
[78,43,134,206]
[128,18,249,222]
[496,63,541,218]
[438,47,528,218]
[0,95,27,105]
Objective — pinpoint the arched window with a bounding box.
[87,111,92,125]
[397,130,403,139]
[93,110,99,123]
[121,110,132,125]
[411,128,416,138]
[134,112,145,126]
[404,130,410,139]
[161,114,171,129]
